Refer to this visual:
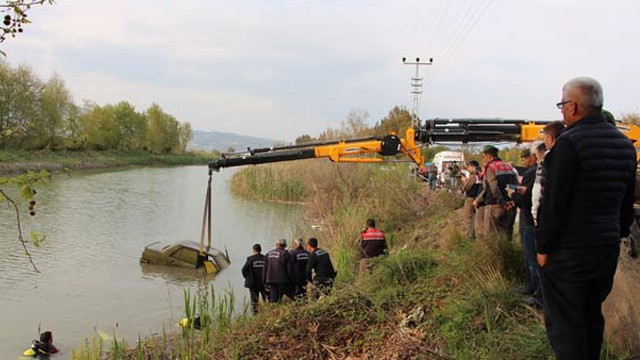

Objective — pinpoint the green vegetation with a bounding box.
[0,61,191,154]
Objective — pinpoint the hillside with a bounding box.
[189,130,277,153]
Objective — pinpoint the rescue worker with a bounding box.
[23,331,59,357]
[358,219,387,274]
[306,237,337,299]
[289,238,310,299]
[241,244,267,313]
[536,77,636,360]
[473,145,518,240]
[507,146,541,308]
[263,238,293,303]
[461,160,481,239]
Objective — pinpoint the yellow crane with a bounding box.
[208,118,640,172]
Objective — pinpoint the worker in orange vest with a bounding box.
[358,219,388,274]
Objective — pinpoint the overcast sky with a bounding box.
[2,0,639,141]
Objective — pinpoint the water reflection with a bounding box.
[0,166,302,356]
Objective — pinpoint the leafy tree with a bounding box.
[79,102,118,149]
[0,61,42,148]
[25,73,72,149]
[373,106,412,137]
[145,103,180,153]
[113,101,146,151]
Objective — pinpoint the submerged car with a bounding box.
[140,240,230,274]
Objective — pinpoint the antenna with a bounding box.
[402,57,434,128]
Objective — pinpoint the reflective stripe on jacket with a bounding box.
[359,228,387,258]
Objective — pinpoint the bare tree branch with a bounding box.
[0,189,40,272]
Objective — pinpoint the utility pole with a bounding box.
[402,57,433,128]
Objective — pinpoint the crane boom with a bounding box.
[208,119,640,172]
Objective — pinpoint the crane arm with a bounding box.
[208,118,640,171]
[209,127,424,171]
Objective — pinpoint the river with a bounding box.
[0,166,303,357]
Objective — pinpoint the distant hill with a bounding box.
[189,130,278,153]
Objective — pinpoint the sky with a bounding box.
[2,0,639,141]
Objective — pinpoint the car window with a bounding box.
[172,248,199,265]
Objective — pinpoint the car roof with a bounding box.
[148,240,224,256]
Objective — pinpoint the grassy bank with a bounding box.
[72,161,626,359]
[0,149,217,175]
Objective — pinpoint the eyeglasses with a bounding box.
[556,100,572,109]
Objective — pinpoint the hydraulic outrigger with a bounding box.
[208,118,640,172]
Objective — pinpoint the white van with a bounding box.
[432,151,465,184]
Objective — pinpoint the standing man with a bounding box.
[507,146,541,307]
[306,237,337,299]
[473,145,518,240]
[536,77,636,360]
[263,239,293,303]
[241,244,267,314]
[358,219,387,274]
[289,238,310,299]
[461,160,481,239]
[531,121,565,225]
[450,162,461,190]
[428,163,438,190]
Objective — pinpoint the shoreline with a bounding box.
[0,149,216,176]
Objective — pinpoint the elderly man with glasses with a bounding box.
[536,77,636,360]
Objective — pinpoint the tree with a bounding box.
[0,61,42,148]
[113,101,146,151]
[145,103,180,154]
[295,134,315,145]
[25,73,72,149]
[0,0,54,55]
[178,121,192,154]
[374,106,412,137]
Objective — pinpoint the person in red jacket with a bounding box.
[358,219,387,274]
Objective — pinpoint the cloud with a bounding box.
[2,0,639,140]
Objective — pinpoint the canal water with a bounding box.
[0,166,303,357]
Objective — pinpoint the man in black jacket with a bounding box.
[508,146,541,307]
[289,238,310,299]
[536,77,636,360]
[264,239,294,303]
[241,244,267,313]
[306,237,337,299]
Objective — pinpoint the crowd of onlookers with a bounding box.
[452,77,637,360]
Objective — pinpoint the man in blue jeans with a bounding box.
[508,145,541,308]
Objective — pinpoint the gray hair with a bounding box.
[563,77,604,113]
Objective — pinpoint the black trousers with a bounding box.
[267,284,288,303]
[539,244,619,360]
[249,288,267,313]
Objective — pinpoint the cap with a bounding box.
[520,148,531,158]
[482,145,498,153]
[276,238,287,246]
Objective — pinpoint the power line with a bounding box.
[424,0,453,56]
[437,0,487,63]
[440,0,493,66]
